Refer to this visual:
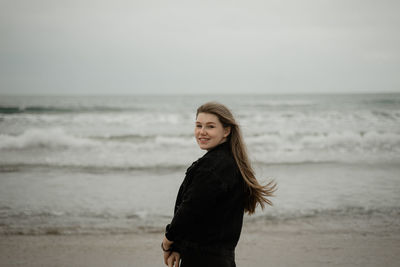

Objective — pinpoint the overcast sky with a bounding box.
[1,0,399,95]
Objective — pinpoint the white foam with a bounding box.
[0,128,97,149]
[154,135,194,146]
[246,130,400,153]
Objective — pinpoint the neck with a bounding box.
[207,139,228,151]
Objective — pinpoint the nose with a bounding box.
[199,126,206,135]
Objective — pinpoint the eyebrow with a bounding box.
[196,121,217,125]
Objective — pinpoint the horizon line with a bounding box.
[1,91,400,97]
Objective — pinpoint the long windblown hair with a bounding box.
[197,102,277,214]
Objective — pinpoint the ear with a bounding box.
[223,126,231,138]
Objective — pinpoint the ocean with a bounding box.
[0,94,399,235]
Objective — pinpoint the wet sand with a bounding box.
[1,215,399,267]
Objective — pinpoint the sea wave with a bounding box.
[253,206,400,221]
[0,128,97,149]
[0,163,187,174]
[0,128,195,150]
[363,96,400,107]
[1,127,400,169]
[92,133,194,142]
[247,130,400,152]
[251,100,315,107]
[1,206,399,235]
[2,127,400,151]
[0,105,141,114]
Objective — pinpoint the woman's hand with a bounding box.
[167,251,181,267]
[162,236,174,265]
[163,250,171,266]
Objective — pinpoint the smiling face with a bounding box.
[195,112,231,151]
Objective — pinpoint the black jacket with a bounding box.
[165,141,245,253]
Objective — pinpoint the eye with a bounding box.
[207,125,215,128]
[196,124,202,128]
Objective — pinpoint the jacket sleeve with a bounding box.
[165,168,223,242]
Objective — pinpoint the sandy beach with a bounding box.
[1,214,399,267]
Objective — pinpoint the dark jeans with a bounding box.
[180,249,236,267]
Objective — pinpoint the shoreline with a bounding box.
[1,214,399,267]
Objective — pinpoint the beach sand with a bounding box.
[1,215,399,267]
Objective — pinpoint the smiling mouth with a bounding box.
[199,138,210,143]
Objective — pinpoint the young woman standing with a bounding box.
[161,102,276,267]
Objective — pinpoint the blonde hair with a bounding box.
[196,102,276,214]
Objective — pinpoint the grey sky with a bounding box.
[1,0,399,95]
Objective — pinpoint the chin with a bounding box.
[197,142,210,150]
[198,144,209,150]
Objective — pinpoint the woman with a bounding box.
[162,102,276,267]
